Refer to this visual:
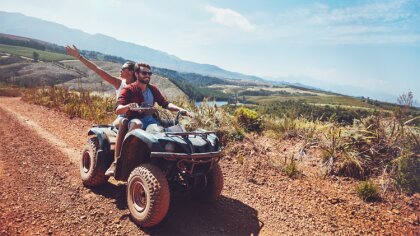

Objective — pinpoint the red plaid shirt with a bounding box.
[117,81,169,120]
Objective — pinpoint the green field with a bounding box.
[0,44,73,61]
[246,94,378,109]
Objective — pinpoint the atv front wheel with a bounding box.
[191,162,224,202]
[80,137,109,187]
[127,164,170,227]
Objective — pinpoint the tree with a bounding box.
[397,91,414,108]
[32,51,39,62]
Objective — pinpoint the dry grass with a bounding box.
[19,86,419,193]
[22,86,115,124]
[0,86,22,97]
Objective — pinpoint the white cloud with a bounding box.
[206,6,256,32]
[308,0,409,25]
[261,0,420,45]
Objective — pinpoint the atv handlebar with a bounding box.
[129,104,190,125]
[130,107,157,112]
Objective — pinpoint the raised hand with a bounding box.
[65,45,81,59]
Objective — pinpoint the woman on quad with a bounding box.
[65,45,136,126]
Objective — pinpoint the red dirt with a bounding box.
[0,97,418,235]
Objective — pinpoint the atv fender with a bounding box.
[114,129,159,181]
[87,128,114,171]
[88,128,112,152]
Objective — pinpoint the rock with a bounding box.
[112,218,120,224]
[408,213,418,224]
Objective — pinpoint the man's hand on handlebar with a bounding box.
[128,103,139,109]
[179,109,192,118]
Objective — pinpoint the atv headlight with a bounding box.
[164,143,176,152]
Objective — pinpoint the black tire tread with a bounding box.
[127,164,170,227]
[80,137,109,187]
[192,162,224,202]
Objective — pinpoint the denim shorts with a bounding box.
[129,115,160,130]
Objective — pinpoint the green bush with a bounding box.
[234,107,262,132]
[394,154,419,193]
[356,181,380,202]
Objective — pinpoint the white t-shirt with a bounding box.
[116,79,127,100]
[116,79,127,119]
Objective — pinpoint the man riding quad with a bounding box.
[80,62,223,227]
[108,62,190,175]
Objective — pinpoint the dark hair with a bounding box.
[122,61,135,71]
[134,63,151,72]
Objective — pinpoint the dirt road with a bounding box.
[0,97,418,235]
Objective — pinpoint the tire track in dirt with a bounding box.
[0,103,80,164]
[0,106,138,235]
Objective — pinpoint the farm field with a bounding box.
[0,44,73,61]
[246,94,378,109]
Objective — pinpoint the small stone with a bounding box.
[408,213,418,223]
[81,215,87,219]
[112,218,120,224]
[392,209,400,214]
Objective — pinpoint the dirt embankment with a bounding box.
[0,97,418,235]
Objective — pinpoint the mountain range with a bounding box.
[0,11,264,82]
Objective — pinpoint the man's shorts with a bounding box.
[128,115,161,130]
[113,115,126,127]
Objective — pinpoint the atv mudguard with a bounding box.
[87,127,114,151]
[114,129,163,181]
[87,127,115,172]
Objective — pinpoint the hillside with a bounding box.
[1,35,416,120]
[60,60,187,100]
[0,11,264,82]
[0,53,79,87]
[0,45,186,100]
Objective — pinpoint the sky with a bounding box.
[1,0,419,103]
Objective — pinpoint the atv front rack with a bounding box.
[164,131,217,137]
[150,151,221,159]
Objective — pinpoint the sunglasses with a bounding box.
[138,71,152,76]
[120,67,132,72]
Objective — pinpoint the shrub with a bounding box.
[22,86,115,123]
[394,154,419,193]
[283,158,299,178]
[234,107,262,132]
[356,181,380,202]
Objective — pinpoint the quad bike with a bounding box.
[80,106,223,227]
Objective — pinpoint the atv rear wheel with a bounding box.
[127,164,170,227]
[191,162,224,202]
[80,137,109,187]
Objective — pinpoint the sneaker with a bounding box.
[105,162,116,176]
